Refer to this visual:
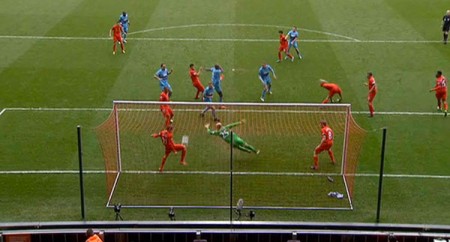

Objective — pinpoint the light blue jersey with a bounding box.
[259,65,275,85]
[119,14,129,33]
[286,29,299,49]
[203,86,215,102]
[155,68,172,92]
[210,67,223,92]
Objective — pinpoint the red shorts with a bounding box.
[279,45,288,52]
[315,141,333,154]
[329,88,342,96]
[368,91,377,102]
[193,82,205,92]
[161,107,173,118]
[436,91,447,101]
[113,35,123,43]
[165,144,186,155]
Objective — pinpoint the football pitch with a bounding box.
[1,0,450,224]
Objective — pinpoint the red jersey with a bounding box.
[189,69,200,84]
[368,76,377,93]
[111,24,123,37]
[279,34,289,48]
[157,130,175,149]
[160,91,170,110]
[321,126,334,143]
[321,83,341,92]
[435,75,448,93]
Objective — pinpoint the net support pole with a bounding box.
[376,127,387,223]
[77,125,86,221]
[229,131,234,225]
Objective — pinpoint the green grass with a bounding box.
[1,0,450,224]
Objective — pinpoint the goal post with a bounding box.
[95,101,366,210]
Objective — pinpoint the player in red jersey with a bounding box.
[189,64,205,99]
[429,70,448,117]
[311,120,336,170]
[365,72,377,117]
[160,87,174,127]
[109,22,125,55]
[320,79,343,103]
[276,30,294,62]
[152,125,187,172]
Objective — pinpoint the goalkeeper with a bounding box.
[205,120,260,154]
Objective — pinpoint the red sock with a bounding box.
[369,102,375,116]
[278,52,282,60]
[113,43,116,52]
[313,156,319,169]
[160,156,167,172]
[328,150,335,163]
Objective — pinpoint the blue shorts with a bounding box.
[159,82,172,92]
[122,25,129,33]
[288,40,298,49]
[213,82,222,93]
[263,79,272,85]
[203,97,213,102]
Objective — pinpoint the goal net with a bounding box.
[95,101,366,211]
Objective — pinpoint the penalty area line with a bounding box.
[0,109,6,116]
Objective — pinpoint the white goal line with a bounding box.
[0,169,449,179]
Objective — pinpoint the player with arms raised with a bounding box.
[152,125,187,173]
[277,30,294,62]
[205,120,259,154]
[189,64,205,99]
[364,72,377,117]
[109,22,125,55]
[259,63,277,102]
[429,70,448,117]
[160,87,174,127]
[206,64,225,104]
[311,120,336,170]
[320,79,342,103]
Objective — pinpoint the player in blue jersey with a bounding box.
[206,64,225,103]
[200,82,219,121]
[154,63,173,97]
[258,63,277,102]
[286,26,303,59]
[118,11,130,43]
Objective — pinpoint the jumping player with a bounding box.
[189,64,205,99]
[277,30,294,62]
[109,22,125,55]
[118,11,130,43]
[160,87,174,127]
[442,10,450,44]
[320,79,343,103]
[311,120,336,170]
[259,63,277,102]
[200,82,219,121]
[152,125,187,173]
[205,119,259,154]
[206,64,224,103]
[365,72,377,117]
[154,63,173,97]
[286,26,303,59]
[429,70,448,117]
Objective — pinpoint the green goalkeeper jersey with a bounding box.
[207,121,244,145]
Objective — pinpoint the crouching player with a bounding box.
[152,125,187,173]
[320,79,342,103]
